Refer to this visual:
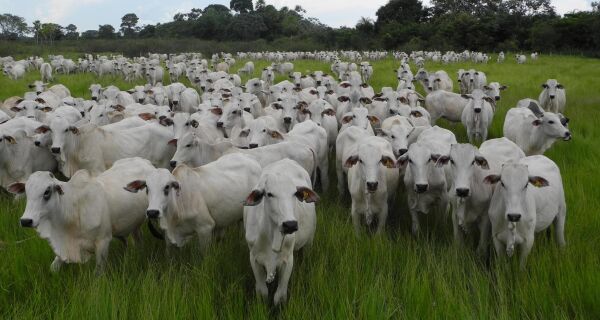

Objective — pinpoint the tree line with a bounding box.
[1,0,600,55]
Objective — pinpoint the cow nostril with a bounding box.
[456,188,470,197]
[281,220,298,234]
[51,147,60,154]
[475,108,482,113]
[495,96,500,101]
[283,117,292,124]
[216,122,223,128]
[415,184,428,193]
[249,143,258,149]
[564,132,572,140]
[172,101,178,105]
[366,182,379,192]
[34,141,41,146]
[244,108,251,112]
[20,219,33,228]
[550,95,555,99]
[170,161,177,168]
[146,210,160,219]
[92,97,98,101]
[398,148,408,156]
[507,214,521,222]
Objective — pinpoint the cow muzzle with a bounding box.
[51,147,60,154]
[283,117,292,124]
[91,97,98,101]
[456,188,470,198]
[550,95,555,99]
[248,143,258,149]
[415,184,428,193]
[146,210,160,219]
[507,213,521,222]
[564,132,572,141]
[366,181,379,193]
[495,96,501,101]
[20,218,34,228]
[216,122,224,128]
[281,220,298,234]
[170,161,177,168]
[474,108,482,113]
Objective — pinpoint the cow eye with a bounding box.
[64,129,69,132]
[266,192,274,198]
[43,187,52,201]
[185,144,192,148]
[548,120,554,124]
[164,185,170,195]
[471,160,475,165]
[450,159,455,165]
[408,158,413,164]
[185,122,189,126]
[262,129,266,133]
[500,182,505,188]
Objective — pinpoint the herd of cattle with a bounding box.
[0,50,569,305]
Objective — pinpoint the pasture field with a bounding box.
[1,54,599,319]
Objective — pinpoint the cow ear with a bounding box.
[322,109,336,116]
[238,129,250,138]
[483,175,501,185]
[7,182,26,195]
[28,84,35,88]
[529,176,549,188]
[268,129,284,140]
[210,107,223,116]
[341,115,353,124]
[41,107,53,112]
[532,119,542,126]
[500,85,508,90]
[435,155,450,167]
[344,155,359,168]
[399,97,408,104]
[168,139,178,146]
[375,128,388,137]
[475,156,489,169]
[367,115,380,126]
[295,186,320,203]
[68,126,79,134]
[124,180,147,193]
[461,94,472,100]
[11,106,22,112]
[360,97,372,105]
[410,110,423,118]
[16,98,24,104]
[3,135,16,144]
[244,189,264,206]
[139,113,156,121]
[171,181,181,196]
[112,104,125,112]
[397,154,409,167]
[483,85,491,90]
[483,96,495,104]
[556,84,564,89]
[541,84,548,89]
[35,98,46,104]
[54,185,64,195]
[380,156,397,168]
[35,125,51,134]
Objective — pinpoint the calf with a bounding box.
[244,159,318,305]
[9,157,155,274]
[126,154,261,251]
[345,136,399,234]
[485,155,566,268]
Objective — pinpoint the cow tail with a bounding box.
[147,219,164,240]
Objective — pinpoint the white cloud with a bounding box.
[554,0,591,14]
[35,0,105,24]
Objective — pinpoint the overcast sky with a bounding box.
[1,0,594,31]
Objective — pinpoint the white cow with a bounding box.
[40,63,53,83]
[503,100,571,155]
[398,126,457,235]
[47,120,175,177]
[484,155,566,268]
[538,79,566,113]
[9,157,155,274]
[345,136,399,234]
[425,90,470,124]
[243,159,318,305]
[461,89,495,143]
[125,153,262,251]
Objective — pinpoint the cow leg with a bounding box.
[492,237,505,261]
[196,224,214,254]
[476,217,491,257]
[554,211,567,247]
[375,202,388,235]
[132,227,143,246]
[250,254,268,299]
[410,209,420,236]
[50,256,64,273]
[519,236,534,270]
[95,238,111,276]
[274,254,294,306]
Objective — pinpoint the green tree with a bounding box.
[230,0,253,13]
[120,13,139,37]
[64,24,78,39]
[0,13,28,40]
[98,24,116,38]
[32,20,41,44]
[39,23,63,44]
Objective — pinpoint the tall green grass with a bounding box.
[1,55,599,319]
